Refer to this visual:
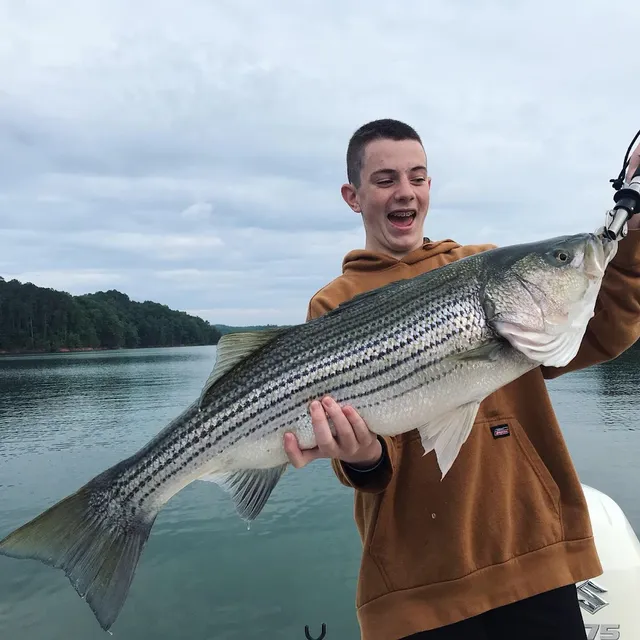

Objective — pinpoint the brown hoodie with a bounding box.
[306,232,640,640]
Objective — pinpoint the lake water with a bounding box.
[0,345,638,640]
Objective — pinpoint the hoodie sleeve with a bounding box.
[333,435,397,494]
[306,291,397,494]
[542,229,640,379]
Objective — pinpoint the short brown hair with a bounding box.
[346,119,423,187]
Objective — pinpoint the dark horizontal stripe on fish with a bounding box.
[203,303,481,424]
[289,300,472,370]
[197,317,471,439]
[154,350,472,485]
[121,316,437,484]
[345,359,467,411]
[119,336,448,504]
[208,311,483,424]
[263,354,468,434]
[117,311,485,503]
[296,273,475,347]
[131,329,485,501]
[118,295,484,501]
[227,287,475,383]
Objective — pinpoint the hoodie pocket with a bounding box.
[361,416,565,599]
[510,417,561,517]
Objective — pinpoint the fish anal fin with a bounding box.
[199,464,288,522]
[199,328,287,407]
[417,401,481,479]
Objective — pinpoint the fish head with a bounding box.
[482,232,618,368]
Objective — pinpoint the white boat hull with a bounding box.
[577,484,640,639]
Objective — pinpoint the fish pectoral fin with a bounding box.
[416,400,481,479]
[199,464,288,522]
[199,328,287,407]
[448,341,504,362]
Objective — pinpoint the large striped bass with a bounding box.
[0,231,618,631]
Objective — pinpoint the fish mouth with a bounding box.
[582,232,616,280]
[387,209,417,229]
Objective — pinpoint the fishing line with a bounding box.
[610,127,640,190]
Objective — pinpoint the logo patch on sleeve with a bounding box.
[490,424,510,439]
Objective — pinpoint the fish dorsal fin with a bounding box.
[199,328,286,407]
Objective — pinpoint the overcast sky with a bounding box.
[1,1,639,326]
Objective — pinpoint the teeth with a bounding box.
[391,211,415,217]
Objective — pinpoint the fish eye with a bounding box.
[553,249,570,263]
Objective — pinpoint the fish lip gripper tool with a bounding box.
[604,128,640,241]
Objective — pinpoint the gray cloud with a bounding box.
[1,0,639,324]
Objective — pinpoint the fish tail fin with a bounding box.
[0,477,157,631]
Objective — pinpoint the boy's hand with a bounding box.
[283,396,382,469]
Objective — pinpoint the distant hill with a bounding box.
[0,277,223,354]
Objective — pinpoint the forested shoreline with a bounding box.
[0,277,224,354]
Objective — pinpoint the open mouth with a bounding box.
[387,210,416,229]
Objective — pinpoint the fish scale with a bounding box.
[0,231,618,633]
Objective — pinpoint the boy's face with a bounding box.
[342,138,431,259]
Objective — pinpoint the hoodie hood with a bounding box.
[342,238,462,273]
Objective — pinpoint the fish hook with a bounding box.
[304,622,327,640]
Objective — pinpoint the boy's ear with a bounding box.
[341,183,361,213]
